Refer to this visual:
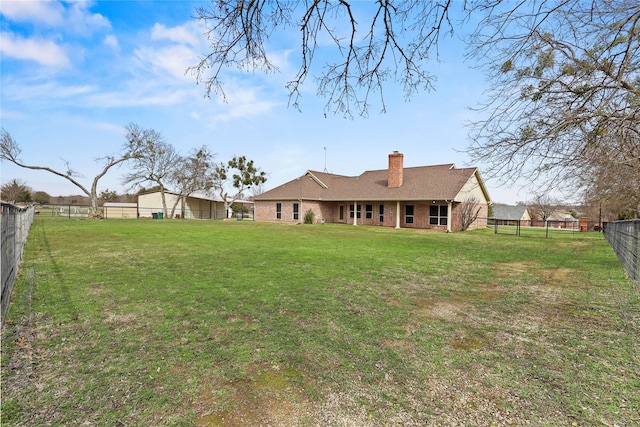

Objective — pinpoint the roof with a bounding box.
[492,205,529,220]
[103,202,137,208]
[547,210,579,222]
[253,164,491,203]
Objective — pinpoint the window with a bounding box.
[339,205,344,221]
[379,204,384,222]
[365,204,373,219]
[405,205,414,224]
[293,203,299,220]
[429,205,448,225]
[276,203,282,219]
[349,204,361,219]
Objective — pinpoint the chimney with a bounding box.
[388,151,404,188]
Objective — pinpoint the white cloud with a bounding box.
[0,31,71,68]
[86,87,188,108]
[205,85,277,123]
[0,0,110,35]
[134,45,195,81]
[150,21,206,48]
[0,0,66,26]
[104,34,120,51]
[1,77,96,105]
[65,1,111,35]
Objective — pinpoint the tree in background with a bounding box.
[121,124,178,218]
[32,191,51,205]
[582,128,640,219]
[249,182,266,198]
[0,178,32,204]
[1,126,150,218]
[99,189,118,203]
[168,146,216,219]
[211,156,267,217]
[466,1,639,197]
[529,193,559,224]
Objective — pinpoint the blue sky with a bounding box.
[1,0,531,204]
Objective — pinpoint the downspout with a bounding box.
[446,200,452,233]
[395,201,401,229]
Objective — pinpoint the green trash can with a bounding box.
[157,212,163,220]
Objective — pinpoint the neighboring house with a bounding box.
[543,210,579,229]
[492,205,532,226]
[253,152,491,232]
[547,210,579,223]
[103,202,138,219]
[137,191,254,220]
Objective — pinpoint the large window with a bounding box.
[276,203,282,219]
[339,205,344,220]
[365,204,373,219]
[349,204,361,219]
[429,205,448,225]
[405,205,414,224]
[293,203,299,220]
[379,204,384,222]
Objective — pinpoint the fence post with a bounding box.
[632,220,639,282]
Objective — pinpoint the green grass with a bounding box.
[2,218,639,426]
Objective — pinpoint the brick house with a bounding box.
[253,152,491,232]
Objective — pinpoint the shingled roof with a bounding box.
[253,164,490,202]
[492,205,530,220]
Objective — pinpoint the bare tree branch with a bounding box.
[188,1,456,117]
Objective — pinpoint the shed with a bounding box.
[103,202,138,219]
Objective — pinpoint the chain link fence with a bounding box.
[603,219,640,291]
[1,202,36,326]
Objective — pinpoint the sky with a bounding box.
[1,0,534,204]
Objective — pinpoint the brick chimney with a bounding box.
[388,151,404,188]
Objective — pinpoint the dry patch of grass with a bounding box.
[193,366,310,427]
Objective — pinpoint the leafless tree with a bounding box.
[167,146,216,219]
[529,193,559,223]
[582,129,640,218]
[466,1,640,196]
[249,182,266,198]
[121,124,178,219]
[458,196,482,231]
[1,126,148,218]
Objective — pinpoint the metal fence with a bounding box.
[137,207,231,220]
[603,219,640,291]
[37,204,92,218]
[36,204,254,220]
[1,202,36,326]
[488,218,581,237]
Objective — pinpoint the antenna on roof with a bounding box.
[323,146,328,173]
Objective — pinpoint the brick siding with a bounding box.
[256,200,489,231]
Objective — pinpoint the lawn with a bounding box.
[2,218,639,426]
